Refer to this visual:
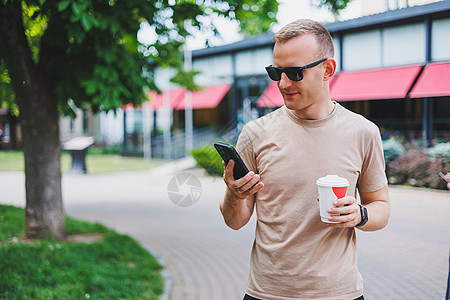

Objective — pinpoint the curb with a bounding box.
[144,245,173,300]
[388,183,449,194]
[148,156,197,176]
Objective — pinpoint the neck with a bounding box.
[293,99,335,120]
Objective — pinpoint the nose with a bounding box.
[278,72,293,89]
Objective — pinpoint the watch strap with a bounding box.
[356,204,368,227]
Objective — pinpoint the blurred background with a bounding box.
[0,1,449,299]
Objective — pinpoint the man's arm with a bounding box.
[220,160,264,230]
[358,185,390,231]
[326,185,390,231]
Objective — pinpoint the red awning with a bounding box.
[257,76,339,108]
[330,65,423,101]
[174,84,231,110]
[409,62,450,98]
[257,81,284,108]
[146,84,231,110]
[147,89,185,109]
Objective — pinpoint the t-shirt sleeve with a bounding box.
[357,124,388,193]
[236,123,257,174]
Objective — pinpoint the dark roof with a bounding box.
[192,0,450,58]
[326,0,450,33]
[192,33,274,58]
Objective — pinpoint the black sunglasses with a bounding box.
[265,59,327,81]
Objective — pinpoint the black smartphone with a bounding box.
[439,172,449,184]
[214,142,249,180]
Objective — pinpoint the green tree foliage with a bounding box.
[312,0,352,21]
[1,0,278,115]
[0,0,278,240]
[0,63,16,113]
[232,0,278,36]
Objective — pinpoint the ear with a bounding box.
[323,58,336,81]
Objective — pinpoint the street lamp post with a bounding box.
[184,32,193,153]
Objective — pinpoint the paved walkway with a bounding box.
[1,160,449,300]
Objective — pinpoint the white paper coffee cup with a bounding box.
[316,175,350,223]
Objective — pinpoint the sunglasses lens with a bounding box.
[266,67,304,81]
[285,68,303,81]
[266,68,281,81]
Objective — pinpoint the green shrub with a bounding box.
[382,137,405,163]
[87,144,122,155]
[191,145,223,177]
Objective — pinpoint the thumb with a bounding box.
[224,159,235,176]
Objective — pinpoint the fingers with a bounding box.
[237,180,264,199]
[326,196,360,227]
[239,173,260,191]
[222,159,234,180]
[232,171,263,198]
[222,159,264,199]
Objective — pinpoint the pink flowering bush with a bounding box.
[386,145,448,190]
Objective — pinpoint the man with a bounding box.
[220,19,390,300]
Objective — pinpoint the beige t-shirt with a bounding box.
[236,103,387,300]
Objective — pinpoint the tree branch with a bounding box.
[38,13,65,75]
[0,0,38,102]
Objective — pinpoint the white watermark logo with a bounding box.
[167,173,202,207]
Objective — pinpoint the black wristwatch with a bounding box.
[356,204,368,227]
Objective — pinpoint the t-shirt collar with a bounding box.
[283,101,339,127]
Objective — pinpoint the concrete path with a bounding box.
[1,160,449,300]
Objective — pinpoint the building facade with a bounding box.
[55,0,450,158]
[147,0,450,158]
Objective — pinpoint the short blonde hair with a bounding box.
[273,19,334,60]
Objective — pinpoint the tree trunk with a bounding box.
[20,79,65,241]
[0,1,65,240]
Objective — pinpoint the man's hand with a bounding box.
[223,159,264,200]
[220,159,264,230]
[325,196,361,228]
[316,196,361,228]
[317,186,389,231]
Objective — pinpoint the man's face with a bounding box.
[272,34,327,117]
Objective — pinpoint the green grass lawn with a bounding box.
[0,149,160,173]
[0,205,164,299]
